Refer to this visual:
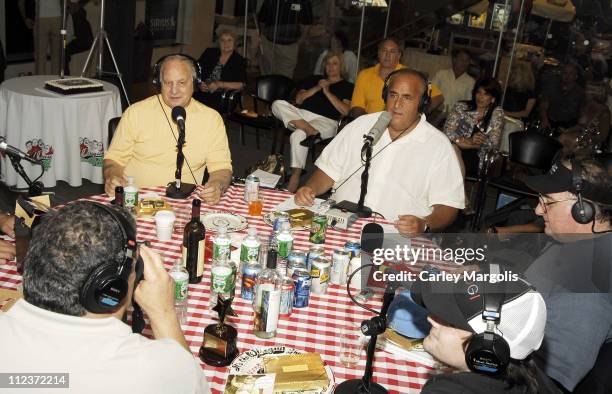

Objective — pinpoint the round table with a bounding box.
[0,75,122,188]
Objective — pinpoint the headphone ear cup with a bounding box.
[571,199,595,224]
[465,332,510,376]
[80,263,128,314]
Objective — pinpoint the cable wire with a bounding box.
[346,263,381,315]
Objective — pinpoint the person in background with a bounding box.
[19,0,62,75]
[194,29,247,114]
[313,30,358,83]
[503,61,537,121]
[349,38,444,118]
[0,211,15,263]
[0,202,211,393]
[431,49,475,116]
[63,0,93,76]
[539,62,585,130]
[272,52,353,192]
[444,77,504,178]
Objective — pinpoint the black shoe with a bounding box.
[299,133,321,147]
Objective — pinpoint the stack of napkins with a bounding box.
[263,353,329,393]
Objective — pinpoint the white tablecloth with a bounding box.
[0,75,122,188]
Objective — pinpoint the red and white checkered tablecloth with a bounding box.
[0,185,443,394]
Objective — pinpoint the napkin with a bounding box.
[249,169,281,188]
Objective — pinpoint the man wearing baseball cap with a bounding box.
[520,157,612,392]
[408,264,559,393]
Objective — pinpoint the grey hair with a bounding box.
[159,54,197,84]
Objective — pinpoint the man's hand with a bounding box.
[198,181,223,205]
[0,214,16,238]
[0,240,16,263]
[394,214,427,236]
[104,175,126,197]
[133,246,175,320]
[294,186,316,206]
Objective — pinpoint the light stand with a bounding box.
[333,140,373,218]
[59,0,68,78]
[80,0,130,105]
[335,279,399,394]
[8,156,44,197]
[165,127,195,199]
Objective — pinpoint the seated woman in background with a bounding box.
[503,62,536,121]
[558,82,610,156]
[272,52,354,192]
[194,29,247,114]
[313,30,358,83]
[444,77,505,178]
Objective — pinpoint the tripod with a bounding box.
[80,0,130,105]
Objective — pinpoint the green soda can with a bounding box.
[309,214,327,244]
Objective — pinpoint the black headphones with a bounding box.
[571,159,596,224]
[79,202,138,314]
[382,68,431,113]
[464,264,511,376]
[152,53,203,90]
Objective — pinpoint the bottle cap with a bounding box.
[248,227,257,236]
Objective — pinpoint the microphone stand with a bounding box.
[8,156,44,197]
[166,125,196,199]
[334,140,373,218]
[335,279,400,394]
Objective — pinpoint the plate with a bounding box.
[200,212,248,232]
[263,209,314,231]
[229,346,334,394]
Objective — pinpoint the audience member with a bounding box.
[503,61,536,121]
[295,69,464,234]
[272,52,353,193]
[558,82,610,156]
[257,0,313,78]
[431,49,475,115]
[523,157,612,391]
[313,30,358,83]
[20,0,62,75]
[104,54,232,205]
[194,29,247,114]
[539,63,585,130]
[444,77,504,178]
[0,201,210,393]
[0,211,15,264]
[63,0,93,76]
[349,38,443,118]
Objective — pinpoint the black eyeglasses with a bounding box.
[538,194,576,214]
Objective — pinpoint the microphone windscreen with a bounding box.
[171,106,186,121]
[361,222,384,254]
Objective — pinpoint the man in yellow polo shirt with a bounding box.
[103,55,232,205]
[349,38,443,118]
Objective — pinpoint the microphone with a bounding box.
[363,111,391,146]
[171,106,186,131]
[361,222,385,254]
[0,139,42,164]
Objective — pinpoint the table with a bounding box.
[0,75,122,188]
[0,186,442,393]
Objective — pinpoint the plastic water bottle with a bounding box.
[124,176,139,213]
[212,225,231,261]
[168,260,189,325]
[240,227,261,271]
[276,222,293,275]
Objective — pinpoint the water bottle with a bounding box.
[124,176,139,213]
[168,260,189,325]
[212,225,231,261]
[240,227,261,272]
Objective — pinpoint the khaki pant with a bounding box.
[34,17,62,75]
[259,35,299,78]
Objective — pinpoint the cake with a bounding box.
[44,77,104,95]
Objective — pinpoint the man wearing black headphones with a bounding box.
[104,54,232,205]
[0,202,210,393]
[522,157,612,392]
[295,69,465,235]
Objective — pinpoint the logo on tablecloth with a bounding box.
[25,139,53,171]
[79,138,104,167]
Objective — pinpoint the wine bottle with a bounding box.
[182,199,205,284]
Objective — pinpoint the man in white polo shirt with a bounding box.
[0,201,210,394]
[295,69,464,235]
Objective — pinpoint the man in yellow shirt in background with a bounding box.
[349,38,444,118]
[103,54,232,205]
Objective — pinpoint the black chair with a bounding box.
[108,116,121,145]
[226,75,295,151]
[473,131,562,230]
[305,115,354,164]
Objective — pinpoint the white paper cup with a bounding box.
[154,210,176,241]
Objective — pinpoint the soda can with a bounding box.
[273,215,290,233]
[292,268,311,308]
[330,249,351,286]
[287,252,307,278]
[244,175,260,203]
[279,277,295,316]
[344,242,361,258]
[309,214,327,244]
[240,261,262,301]
[306,246,325,271]
[310,256,331,294]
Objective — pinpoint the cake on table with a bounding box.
[44,77,104,95]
